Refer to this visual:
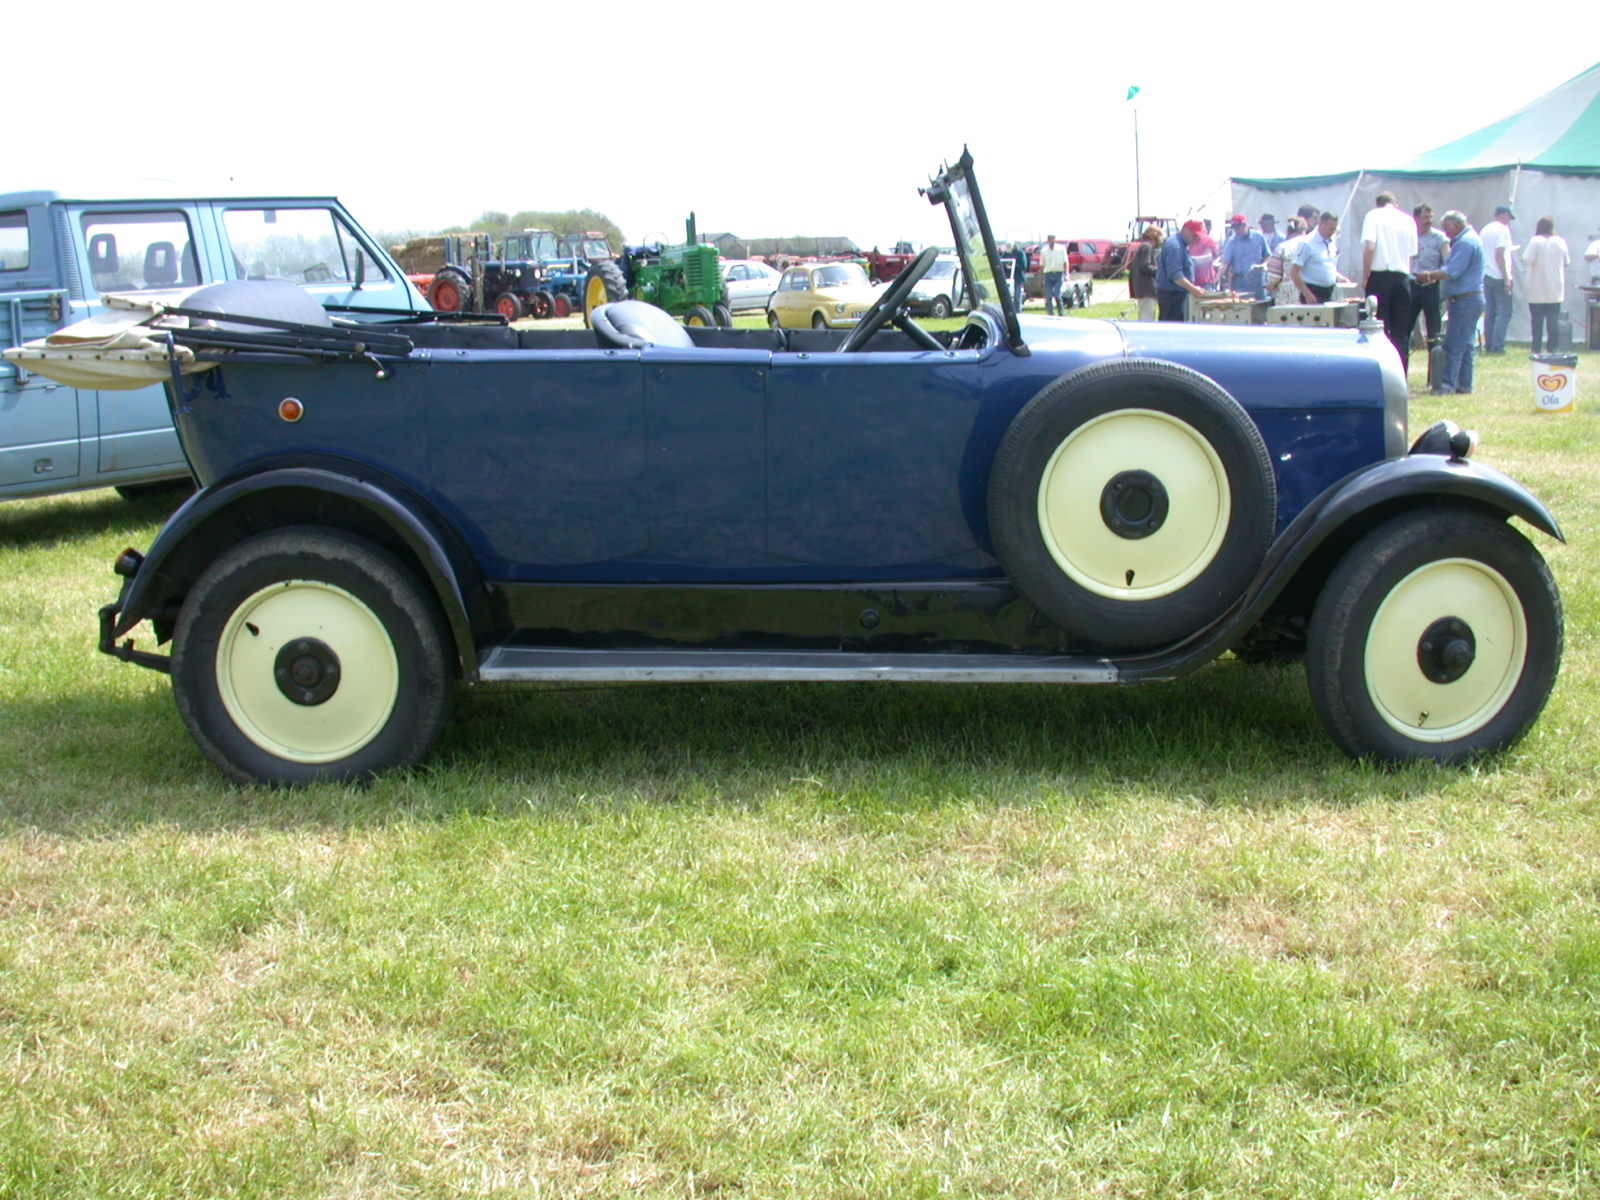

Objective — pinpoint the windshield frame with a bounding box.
[922,148,1026,354]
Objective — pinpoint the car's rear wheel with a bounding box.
[767,310,782,330]
[988,359,1276,650]
[1306,508,1561,763]
[171,529,452,786]
[812,312,828,330]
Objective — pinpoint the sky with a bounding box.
[9,1,1596,250]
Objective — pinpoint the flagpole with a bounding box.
[1128,85,1142,223]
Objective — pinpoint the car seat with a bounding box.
[590,300,694,349]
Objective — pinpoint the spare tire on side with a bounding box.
[988,358,1276,651]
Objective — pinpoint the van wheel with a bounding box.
[988,359,1276,650]
[171,529,451,786]
[1306,509,1562,763]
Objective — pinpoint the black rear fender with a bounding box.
[110,466,488,680]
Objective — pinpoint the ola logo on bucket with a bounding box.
[1536,374,1566,392]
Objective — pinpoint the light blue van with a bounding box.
[1,190,426,500]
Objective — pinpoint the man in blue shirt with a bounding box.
[1418,210,1485,395]
[1291,212,1348,303]
[1219,213,1270,299]
[1155,219,1214,321]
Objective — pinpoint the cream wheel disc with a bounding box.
[1364,558,1527,741]
[1036,408,1230,600]
[216,580,400,763]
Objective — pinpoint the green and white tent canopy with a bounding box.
[1230,63,1600,344]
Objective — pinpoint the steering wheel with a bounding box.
[837,246,941,352]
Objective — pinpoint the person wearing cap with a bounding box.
[1290,212,1350,304]
[1219,214,1270,300]
[1360,191,1418,374]
[1481,204,1516,354]
[1418,211,1485,395]
[1155,219,1227,321]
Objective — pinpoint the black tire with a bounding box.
[767,310,782,330]
[552,291,573,319]
[582,259,628,328]
[494,291,524,321]
[812,312,829,330]
[988,358,1276,650]
[427,268,471,314]
[683,304,716,327]
[1305,508,1562,764]
[930,295,953,319]
[171,529,452,786]
[115,477,195,504]
[530,290,557,320]
[713,302,733,327]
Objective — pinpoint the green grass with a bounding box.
[2,344,1599,1197]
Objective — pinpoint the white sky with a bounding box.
[8,1,1594,248]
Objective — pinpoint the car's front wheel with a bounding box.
[171,529,452,785]
[1306,508,1562,763]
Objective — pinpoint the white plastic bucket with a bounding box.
[1530,353,1578,413]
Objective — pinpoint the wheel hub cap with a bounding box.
[1417,617,1475,684]
[275,638,342,706]
[1100,470,1169,539]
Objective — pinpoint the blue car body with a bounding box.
[24,150,1560,783]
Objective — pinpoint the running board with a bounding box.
[477,646,1120,684]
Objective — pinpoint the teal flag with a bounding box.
[1127,85,1140,101]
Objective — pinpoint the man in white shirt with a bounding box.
[1480,204,1516,354]
[1360,191,1419,374]
[1038,234,1069,316]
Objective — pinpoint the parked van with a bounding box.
[0,190,425,501]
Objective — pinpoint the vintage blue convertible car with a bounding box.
[36,151,1563,784]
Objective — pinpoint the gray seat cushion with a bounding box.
[591,300,694,349]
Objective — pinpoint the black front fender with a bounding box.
[107,466,484,680]
[1116,452,1563,681]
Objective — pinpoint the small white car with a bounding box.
[719,259,783,313]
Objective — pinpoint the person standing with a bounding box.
[1409,204,1449,352]
[1038,234,1069,315]
[1155,219,1217,321]
[1480,203,1515,354]
[1219,213,1270,299]
[1522,216,1570,353]
[1418,210,1485,395]
[1585,232,1600,284]
[1190,219,1219,291]
[1267,216,1306,305]
[1291,212,1348,303]
[1129,225,1163,321]
[1360,191,1418,372]
[1010,242,1028,309]
[1258,213,1282,253]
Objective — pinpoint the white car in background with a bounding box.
[720,259,783,313]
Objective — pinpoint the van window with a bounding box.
[222,207,391,286]
[78,211,202,293]
[0,211,27,271]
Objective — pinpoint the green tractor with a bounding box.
[583,213,731,327]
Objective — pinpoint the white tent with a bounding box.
[1231,64,1600,347]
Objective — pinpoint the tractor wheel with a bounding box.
[582,260,628,328]
[530,290,556,320]
[552,291,573,319]
[683,304,716,327]
[494,292,524,321]
[713,303,733,327]
[427,268,472,314]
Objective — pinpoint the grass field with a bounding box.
[2,329,1597,1198]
